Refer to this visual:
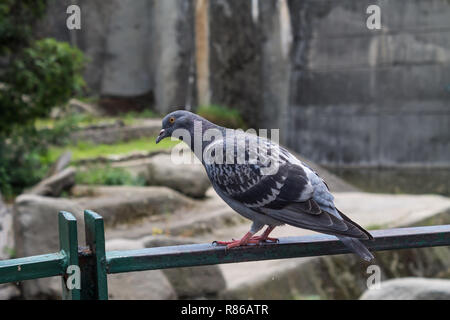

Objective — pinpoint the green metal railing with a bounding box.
[1,210,450,299]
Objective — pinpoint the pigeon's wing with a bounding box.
[204,135,370,239]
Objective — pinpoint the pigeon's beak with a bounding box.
[156,129,167,144]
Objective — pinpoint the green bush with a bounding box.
[0,38,85,135]
[197,105,247,129]
[0,128,49,197]
[76,167,147,186]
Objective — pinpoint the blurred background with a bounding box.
[0,0,449,299]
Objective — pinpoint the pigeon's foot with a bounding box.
[213,239,255,249]
[249,226,278,243]
[213,232,256,249]
[249,235,279,243]
[212,226,279,248]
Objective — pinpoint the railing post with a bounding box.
[58,211,80,300]
[81,210,108,300]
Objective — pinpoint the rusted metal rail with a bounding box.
[0,210,449,300]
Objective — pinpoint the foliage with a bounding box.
[0,113,84,197]
[75,166,146,186]
[197,105,247,129]
[0,128,49,197]
[0,38,85,135]
[0,0,47,55]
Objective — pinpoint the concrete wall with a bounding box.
[286,0,450,166]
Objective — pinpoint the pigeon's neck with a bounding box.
[185,118,226,161]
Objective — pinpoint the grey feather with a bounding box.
[337,236,374,262]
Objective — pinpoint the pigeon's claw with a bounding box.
[213,231,255,249]
[249,236,279,244]
[213,240,235,246]
[213,239,258,248]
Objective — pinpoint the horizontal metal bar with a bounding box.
[106,225,450,274]
[0,252,67,283]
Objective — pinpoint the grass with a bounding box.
[42,137,179,164]
[197,104,247,129]
[35,109,160,130]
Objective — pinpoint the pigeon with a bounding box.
[156,110,374,262]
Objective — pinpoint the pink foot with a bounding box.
[213,239,260,249]
[249,236,279,243]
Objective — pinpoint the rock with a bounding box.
[13,195,85,299]
[74,185,195,226]
[106,239,177,300]
[106,235,226,298]
[70,119,161,145]
[51,99,103,118]
[45,152,72,178]
[27,167,76,197]
[147,153,210,198]
[144,236,226,298]
[0,284,20,300]
[105,238,146,251]
[105,188,243,240]
[360,278,450,300]
[67,99,102,116]
[78,150,169,166]
[108,270,177,300]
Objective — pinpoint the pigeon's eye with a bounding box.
[169,117,175,124]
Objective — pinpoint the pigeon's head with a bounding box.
[156,110,199,144]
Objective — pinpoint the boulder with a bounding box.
[28,167,76,197]
[45,151,72,178]
[74,185,195,226]
[70,119,161,145]
[144,236,226,298]
[67,99,102,116]
[106,238,145,251]
[108,270,177,300]
[146,153,210,198]
[13,195,85,299]
[105,235,226,299]
[106,239,177,300]
[360,278,450,300]
[0,284,20,300]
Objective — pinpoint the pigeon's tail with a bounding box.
[337,236,374,262]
